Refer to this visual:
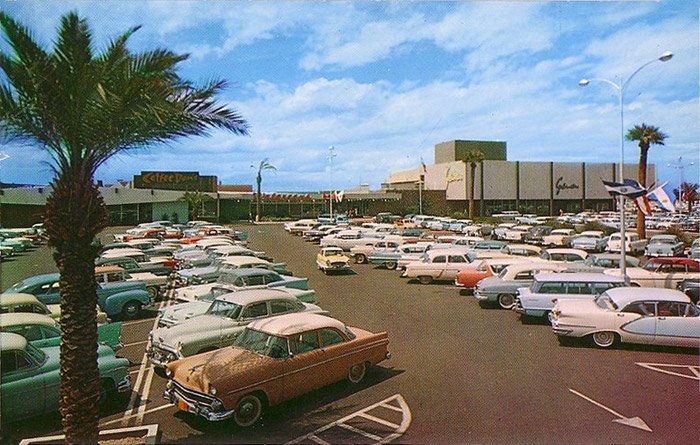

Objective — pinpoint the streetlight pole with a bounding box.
[579,51,673,279]
[0,152,9,229]
[328,145,336,219]
[667,156,695,212]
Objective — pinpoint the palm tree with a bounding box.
[0,12,248,443]
[674,182,699,214]
[253,158,276,222]
[626,123,667,238]
[463,150,485,219]
[180,190,213,220]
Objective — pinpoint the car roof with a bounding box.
[645,257,699,265]
[544,248,587,255]
[95,266,124,274]
[0,312,56,328]
[605,287,691,305]
[534,272,625,282]
[249,313,345,336]
[221,256,269,266]
[7,273,60,287]
[1,293,44,305]
[505,262,564,274]
[650,234,677,240]
[217,288,298,305]
[0,332,28,351]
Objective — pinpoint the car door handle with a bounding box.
[658,317,666,320]
[616,313,625,317]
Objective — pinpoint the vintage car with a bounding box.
[163,313,390,426]
[570,231,608,252]
[474,262,567,309]
[319,230,378,251]
[502,225,533,242]
[181,245,273,268]
[1,293,60,320]
[158,285,315,328]
[368,243,430,270]
[170,256,289,287]
[95,265,166,301]
[492,222,519,240]
[173,268,309,303]
[96,255,174,276]
[350,238,403,264]
[514,272,626,319]
[500,244,542,257]
[551,288,700,348]
[4,272,152,320]
[316,247,352,274]
[644,234,685,257]
[0,234,31,253]
[540,248,588,263]
[606,232,647,254]
[0,332,130,424]
[467,240,508,256]
[285,219,319,236]
[677,278,699,305]
[604,257,700,289]
[522,225,553,245]
[541,228,576,247]
[302,225,338,242]
[148,289,327,369]
[0,313,123,350]
[455,257,537,290]
[449,236,484,248]
[690,238,700,259]
[402,250,473,284]
[583,253,640,270]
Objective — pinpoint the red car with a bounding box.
[455,258,538,289]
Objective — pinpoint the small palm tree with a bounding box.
[626,123,667,238]
[253,158,276,222]
[463,150,485,219]
[180,190,213,220]
[0,12,248,443]
[674,182,699,214]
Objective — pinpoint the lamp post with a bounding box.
[328,145,336,219]
[0,152,8,229]
[579,51,673,279]
[667,156,695,212]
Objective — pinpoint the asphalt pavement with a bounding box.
[1,223,698,444]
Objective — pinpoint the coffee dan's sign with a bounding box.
[134,171,217,192]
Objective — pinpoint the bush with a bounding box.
[581,221,616,236]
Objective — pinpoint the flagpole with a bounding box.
[328,145,336,220]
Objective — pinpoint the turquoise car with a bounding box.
[4,273,152,319]
[0,313,124,351]
[0,332,130,424]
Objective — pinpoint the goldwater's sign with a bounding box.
[555,176,579,196]
[134,171,217,192]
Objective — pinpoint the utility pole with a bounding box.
[328,145,336,219]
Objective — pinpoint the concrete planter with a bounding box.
[18,424,161,445]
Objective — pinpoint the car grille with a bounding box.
[149,344,178,363]
[172,381,217,408]
[331,262,346,268]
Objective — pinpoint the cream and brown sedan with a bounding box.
[164,313,390,426]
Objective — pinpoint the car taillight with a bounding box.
[553,309,561,317]
[551,298,558,304]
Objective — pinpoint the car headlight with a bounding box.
[165,367,173,378]
[209,385,217,395]
[177,341,183,353]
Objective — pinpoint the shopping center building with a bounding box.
[381,140,655,217]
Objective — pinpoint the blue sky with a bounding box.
[1,1,698,193]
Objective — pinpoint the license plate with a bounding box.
[178,400,188,412]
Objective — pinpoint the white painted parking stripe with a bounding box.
[636,362,700,381]
[379,403,403,413]
[136,365,156,424]
[307,435,331,445]
[286,394,411,445]
[358,412,400,429]
[123,318,156,327]
[122,340,149,348]
[101,403,173,427]
[338,423,382,441]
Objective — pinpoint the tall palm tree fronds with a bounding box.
[180,190,213,221]
[253,158,276,222]
[626,123,667,238]
[0,11,248,443]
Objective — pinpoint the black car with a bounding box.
[678,278,699,304]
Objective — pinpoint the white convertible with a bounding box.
[551,288,700,348]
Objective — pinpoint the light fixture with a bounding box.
[658,51,673,62]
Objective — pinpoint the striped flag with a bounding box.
[602,179,647,200]
[634,195,653,215]
[647,181,676,212]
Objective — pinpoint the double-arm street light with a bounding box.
[667,156,695,211]
[328,145,336,218]
[579,51,673,278]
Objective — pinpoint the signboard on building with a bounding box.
[133,171,217,192]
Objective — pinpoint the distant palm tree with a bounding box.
[253,158,276,222]
[674,182,699,214]
[0,12,248,443]
[463,150,485,220]
[180,190,213,220]
[626,123,667,238]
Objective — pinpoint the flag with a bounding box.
[647,181,676,212]
[602,179,647,199]
[634,195,653,216]
[335,190,344,203]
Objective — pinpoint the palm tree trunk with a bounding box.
[256,176,262,223]
[469,163,476,220]
[44,167,107,444]
[637,145,648,239]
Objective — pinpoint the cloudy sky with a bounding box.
[1,1,697,192]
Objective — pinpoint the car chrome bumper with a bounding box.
[146,345,179,368]
[117,375,132,393]
[164,387,233,422]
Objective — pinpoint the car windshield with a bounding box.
[202,287,231,302]
[233,328,289,358]
[654,238,674,244]
[7,280,26,292]
[25,343,47,365]
[498,268,510,279]
[206,300,242,319]
[594,294,617,311]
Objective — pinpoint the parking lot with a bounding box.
[1,223,698,444]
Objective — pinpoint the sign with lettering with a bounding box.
[134,171,217,192]
[555,176,579,196]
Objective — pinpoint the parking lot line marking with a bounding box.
[136,365,156,424]
[636,362,700,381]
[123,318,156,327]
[101,403,173,427]
[338,422,382,441]
[285,394,411,445]
[358,412,400,429]
[307,434,331,445]
[122,340,149,348]
[379,403,403,413]
[569,388,652,432]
